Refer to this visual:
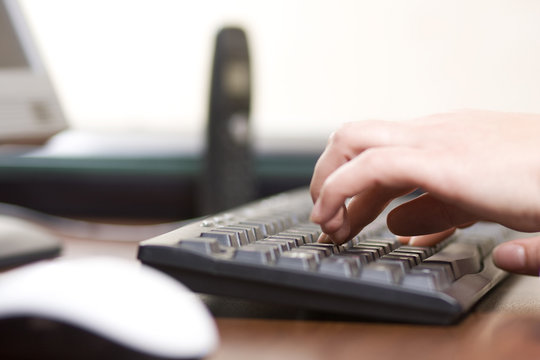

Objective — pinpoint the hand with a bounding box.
[309,110,540,275]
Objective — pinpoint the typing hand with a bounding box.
[309,110,540,275]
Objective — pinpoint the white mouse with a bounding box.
[0,256,218,359]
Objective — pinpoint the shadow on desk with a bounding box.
[205,275,540,360]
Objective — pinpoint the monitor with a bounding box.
[0,0,66,143]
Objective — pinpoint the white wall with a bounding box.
[20,0,540,141]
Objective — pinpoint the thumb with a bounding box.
[493,236,540,276]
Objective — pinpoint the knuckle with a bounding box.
[327,122,357,147]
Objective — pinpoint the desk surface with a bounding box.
[62,233,540,360]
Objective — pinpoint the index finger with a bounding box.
[310,121,421,202]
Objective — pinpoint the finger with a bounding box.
[325,187,414,245]
[387,193,480,236]
[317,204,351,244]
[311,146,441,227]
[493,236,540,276]
[310,121,421,201]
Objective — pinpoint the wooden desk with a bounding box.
[61,235,540,360]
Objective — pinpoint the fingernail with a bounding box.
[318,233,332,244]
[494,243,526,269]
[409,236,419,246]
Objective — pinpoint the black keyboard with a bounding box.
[137,188,518,324]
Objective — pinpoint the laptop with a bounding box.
[0,0,67,144]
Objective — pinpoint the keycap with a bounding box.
[239,221,273,237]
[225,224,263,242]
[300,245,333,257]
[366,237,402,251]
[202,228,249,246]
[291,225,322,242]
[414,263,454,284]
[269,234,305,246]
[319,257,361,277]
[291,248,327,262]
[278,231,311,245]
[360,262,405,285]
[388,250,422,266]
[305,242,343,254]
[242,218,280,235]
[178,238,221,255]
[267,237,299,250]
[423,243,481,279]
[255,239,290,253]
[380,254,415,269]
[396,246,433,259]
[354,244,385,257]
[200,230,239,247]
[402,267,452,291]
[345,248,379,262]
[403,263,454,291]
[335,252,371,265]
[234,244,278,265]
[276,251,318,271]
[361,240,393,254]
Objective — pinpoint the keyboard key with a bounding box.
[368,237,402,251]
[396,246,434,259]
[304,242,343,254]
[360,262,405,285]
[291,225,322,242]
[178,238,221,255]
[276,251,318,271]
[380,254,415,269]
[255,239,290,253]
[356,242,389,256]
[200,230,239,247]
[239,221,273,237]
[300,245,333,257]
[402,267,452,291]
[409,263,454,289]
[362,239,397,253]
[225,224,263,242]
[243,218,280,235]
[291,248,328,262]
[269,234,306,246]
[234,244,278,265]
[278,231,311,244]
[319,257,361,277]
[335,252,371,265]
[388,250,422,266]
[423,243,481,280]
[345,247,379,262]
[349,245,382,259]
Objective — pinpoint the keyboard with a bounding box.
[137,188,518,324]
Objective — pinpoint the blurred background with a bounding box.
[21,0,540,137]
[2,0,540,221]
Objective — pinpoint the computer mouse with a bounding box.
[0,256,218,359]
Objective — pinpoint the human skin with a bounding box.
[309,110,540,275]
